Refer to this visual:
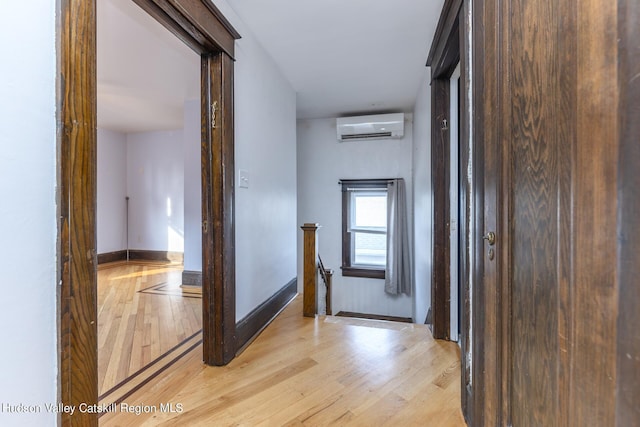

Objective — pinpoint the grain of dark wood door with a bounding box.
[500,1,618,424]
[506,2,573,423]
[471,0,625,425]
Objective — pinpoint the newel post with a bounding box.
[301,223,319,317]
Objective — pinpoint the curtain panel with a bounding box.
[385,178,412,295]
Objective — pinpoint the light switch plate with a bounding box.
[239,169,249,188]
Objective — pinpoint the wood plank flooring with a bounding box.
[98,261,202,398]
[100,295,465,426]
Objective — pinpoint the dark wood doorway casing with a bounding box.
[426,0,463,342]
[201,51,236,365]
[426,0,472,421]
[616,0,640,423]
[57,1,240,425]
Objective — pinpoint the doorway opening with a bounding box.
[426,0,474,422]
[95,0,203,404]
[57,0,240,424]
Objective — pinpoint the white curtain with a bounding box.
[385,178,411,295]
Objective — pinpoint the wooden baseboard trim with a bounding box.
[97,250,184,264]
[97,250,127,264]
[335,311,413,324]
[182,270,202,286]
[235,278,298,354]
[128,250,183,263]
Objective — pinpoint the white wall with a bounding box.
[126,130,184,252]
[212,0,298,321]
[412,68,433,324]
[97,128,128,254]
[183,100,201,272]
[297,117,414,318]
[98,127,189,256]
[95,0,299,323]
[0,2,57,426]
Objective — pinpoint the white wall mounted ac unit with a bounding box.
[336,113,405,142]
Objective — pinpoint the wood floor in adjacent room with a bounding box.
[98,261,202,398]
[100,293,465,426]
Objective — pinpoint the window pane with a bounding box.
[353,192,387,229]
[353,232,386,266]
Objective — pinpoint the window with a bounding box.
[341,179,388,279]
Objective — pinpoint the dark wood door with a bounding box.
[470,0,637,425]
[501,1,618,424]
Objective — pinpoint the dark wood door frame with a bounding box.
[57,1,240,424]
[426,0,462,342]
[616,0,639,423]
[426,0,472,421]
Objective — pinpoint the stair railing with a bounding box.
[318,255,333,315]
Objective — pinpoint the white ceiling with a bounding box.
[97,0,444,132]
[97,0,200,133]
[225,0,445,119]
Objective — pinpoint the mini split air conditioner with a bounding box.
[336,113,405,142]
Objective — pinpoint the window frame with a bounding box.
[341,179,389,279]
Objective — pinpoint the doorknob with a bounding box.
[483,231,496,246]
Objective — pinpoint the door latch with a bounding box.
[483,231,496,246]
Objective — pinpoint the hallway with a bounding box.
[100,296,464,426]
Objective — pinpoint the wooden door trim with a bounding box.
[425,0,462,341]
[616,0,640,423]
[428,78,451,340]
[458,2,473,422]
[57,1,240,424]
[427,0,477,423]
[470,0,503,423]
[131,0,240,57]
[57,1,98,425]
[201,52,236,365]
[427,0,462,80]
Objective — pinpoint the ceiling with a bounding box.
[97,0,200,133]
[97,0,444,132]
[225,0,445,119]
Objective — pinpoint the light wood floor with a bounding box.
[100,295,465,426]
[98,261,202,397]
